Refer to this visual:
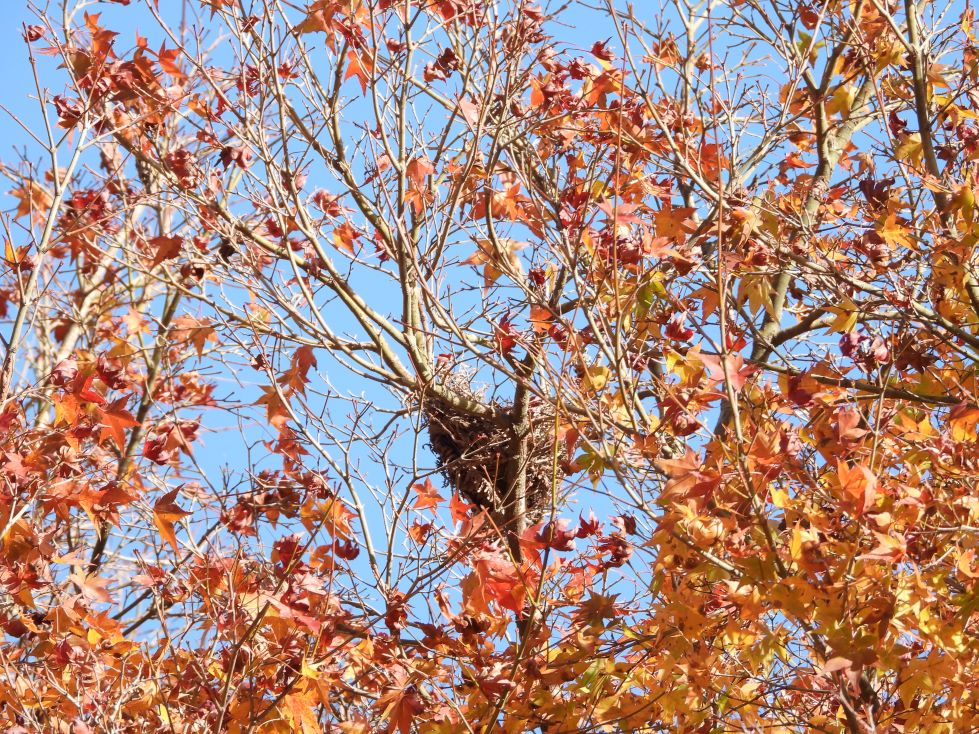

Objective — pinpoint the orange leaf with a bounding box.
[464,238,525,290]
[405,156,435,188]
[255,385,291,432]
[837,461,877,515]
[69,573,113,604]
[529,304,553,334]
[332,222,359,254]
[148,235,183,268]
[654,205,696,243]
[344,50,372,93]
[949,403,979,442]
[278,345,318,395]
[170,316,217,357]
[10,180,52,220]
[154,489,190,551]
[99,398,139,451]
[376,676,424,734]
[860,531,906,563]
[412,478,444,512]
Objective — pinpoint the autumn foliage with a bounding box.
[2,0,979,731]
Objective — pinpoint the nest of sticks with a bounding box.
[420,370,562,528]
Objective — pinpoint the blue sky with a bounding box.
[1,5,43,149]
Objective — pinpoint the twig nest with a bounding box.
[419,369,562,527]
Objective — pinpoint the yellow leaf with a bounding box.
[737,275,773,316]
[877,212,913,248]
[895,133,923,165]
[581,365,610,392]
[790,525,804,562]
[949,404,979,442]
[825,84,856,118]
[826,298,859,333]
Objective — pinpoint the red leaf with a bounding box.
[449,493,473,524]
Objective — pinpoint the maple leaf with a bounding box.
[535,519,577,552]
[596,200,642,225]
[408,519,433,544]
[949,403,979,442]
[3,240,32,270]
[457,97,481,127]
[574,592,621,624]
[836,407,869,446]
[10,180,52,220]
[338,717,370,734]
[876,212,913,248]
[303,497,356,538]
[143,421,198,465]
[156,43,186,81]
[580,364,610,393]
[278,345,317,396]
[494,314,520,355]
[121,308,148,336]
[255,385,291,432]
[218,145,252,170]
[154,488,190,551]
[99,397,139,451]
[654,205,696,243]
[170,316,217,357]
[576,511,601,537]
[825,297,860,333]
[820,656,859,688]
[201,0,235,14]
[1,454,31,491]
[67,372,107,406]
[148,234,183,268]
[529,304,553,334]
[53,392,81,427]
[412,477,444,512]
[376,673,424,734]
[895,132,923,164]
[449,493,473,524]
[405,156,435,188]
[333,222,360,254]
[69,572,113,604]
[655,449,720,501]
[464,549,529,614]
[344,49,372,93]
[860,531,906,563]
[698,351,756,392]
[463,238,526,290]
[837,460,877,515]
[405,156,436,213]
[283,691,322,734]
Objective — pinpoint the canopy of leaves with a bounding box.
[0,0,978,733]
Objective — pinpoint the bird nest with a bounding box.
[420,370,562,528]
